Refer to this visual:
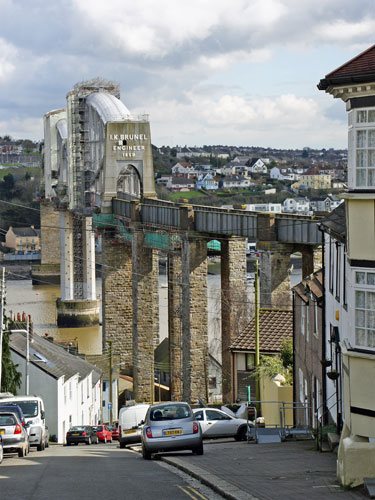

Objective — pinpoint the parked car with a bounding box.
[0,396,47,451]
[0,434,3,464]
[118,403,149,448]
[141,402,203,460]
[91,425,112,443]
[0,404,27,428]
[192,408,249,441]
[108,425,119,441]
[66,426,99,446]
[0,411,29,457]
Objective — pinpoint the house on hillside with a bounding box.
[5,226,40,254]
[219,175,251,189]
[283,197,310,214]
[9,331,102,443]
[167,177,195,191]
[195,173,218,191]
[229,309,293,402]
[293,270,324,428]
[248,158,268,174]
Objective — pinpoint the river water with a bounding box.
[5,260,301,360]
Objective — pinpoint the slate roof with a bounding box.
[319,202,346,243]
[293,269,323,304]
[318,44,375,90]
[11,226,38,237]
[10,331,101,385]
[230,309,293,354]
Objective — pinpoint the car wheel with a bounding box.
[120,442,126,449]
[37,440,45,451]
[18,446,26,458]
[192,443,204,455]
[235,426,247,441]
[74,442,78,446]
[142,445,151,460]
[103,437,107,444]
[66,442,71,446]
[86,437,91,445]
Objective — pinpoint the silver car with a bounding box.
[141,402,203,459]
[193,408,250,441]
[0,412,29,457]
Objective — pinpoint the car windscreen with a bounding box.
[69,426,86,431]
[0,414,17,426]
[91,426,101,432]
[150,404,191,421]
[13,401,38,418]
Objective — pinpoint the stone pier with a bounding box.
[167,237,208,403]
[56,211,99,326]
[168,251,183,400]
[258,243,294,309]
[101,231,133,374]
[221,237,248,403]
[32,202,61,285]
[132,231,159,402]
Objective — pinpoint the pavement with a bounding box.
[141,438,368,500]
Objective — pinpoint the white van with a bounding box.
[118,403,149,448]
[0,396,47,451]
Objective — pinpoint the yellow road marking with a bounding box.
[177,485,208,500]
[186,485,208,499]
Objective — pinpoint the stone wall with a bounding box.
[168,251,183,400]
[221,238,248,403]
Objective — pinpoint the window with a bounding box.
[335,243,341,301]
[329,238,334,293]
[354,110,375,188]
[208,377,217,389]
[301,300,305,336]
[69,382,72,400]
[64,386,67,405]
[313,300,318,337]
[194,410,204,421]
[355,271,375,348]
[206,410,230,421]
[306,303,309,343]
[246,354,255,370]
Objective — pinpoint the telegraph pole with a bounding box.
[0,268,5,388]
[255,259,260,410]
[26,314,30,395]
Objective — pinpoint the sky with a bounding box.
[0,0,374,149]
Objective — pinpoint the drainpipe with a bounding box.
[319,227,327,425]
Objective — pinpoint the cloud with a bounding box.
[0,117,43,141]
[0,38,17,83]
[131,91,347,148]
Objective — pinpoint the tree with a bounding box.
[252,338,293,385]
[1,309,22,394]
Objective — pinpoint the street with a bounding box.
[0,442,222,500]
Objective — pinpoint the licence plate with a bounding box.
[0,429,4,435]
[124,430,136,435]
[163,429,182,436]
[72,433,80,436]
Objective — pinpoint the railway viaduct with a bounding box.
[36,79,322,403]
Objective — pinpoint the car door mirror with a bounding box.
[41,410,45,420]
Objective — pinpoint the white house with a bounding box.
[270,166,284,180]
[10,331,102,444]
[219,175,251,189]
[283,197,310,214]
[244,203,282,213]
[318,44,375,487]
[167,176,195,191]
[248,158,268,174]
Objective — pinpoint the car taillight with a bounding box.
[14,424,22,434]
[66,432,71,437]
[146,427,152,438]
[82,431,87,436]
[119,425,122,434]
[193,422,199,434]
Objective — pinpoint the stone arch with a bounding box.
[116,164,143,199]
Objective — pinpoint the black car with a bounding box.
[66,426,99,446]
